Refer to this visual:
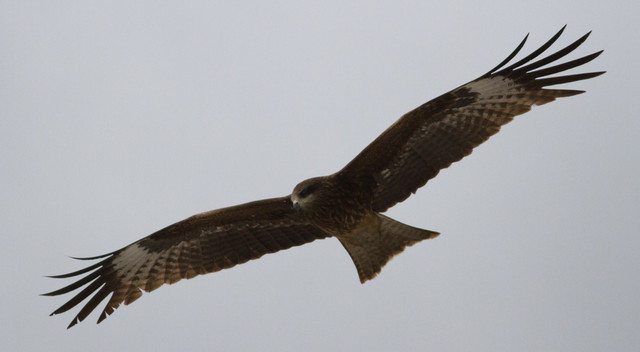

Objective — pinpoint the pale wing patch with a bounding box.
[464,76,519,96]
[111,243,150,278]
[458,77,534,115]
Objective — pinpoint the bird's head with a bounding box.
[291,177,326,211]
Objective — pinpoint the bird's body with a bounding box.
[292,173,439,282]
[45,26,604,328]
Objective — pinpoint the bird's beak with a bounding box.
[292,199,300,211]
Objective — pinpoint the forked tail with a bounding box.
[338,214,439,283]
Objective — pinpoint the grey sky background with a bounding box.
[2,1,638,351]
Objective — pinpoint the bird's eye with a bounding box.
[299,184,315,198]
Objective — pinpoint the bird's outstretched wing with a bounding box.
[341,26,604,212]
[43,196,329,328]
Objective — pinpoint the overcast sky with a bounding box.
[2,1,639,351]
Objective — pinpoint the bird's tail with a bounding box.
[338,214,439,283]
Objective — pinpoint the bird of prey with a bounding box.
[45,27,604,328]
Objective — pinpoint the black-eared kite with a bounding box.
[45,26,604,328]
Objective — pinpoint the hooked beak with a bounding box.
[291,195,301,211]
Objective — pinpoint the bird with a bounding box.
[44,26,604,328]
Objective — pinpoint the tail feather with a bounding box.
[338,214,439,283]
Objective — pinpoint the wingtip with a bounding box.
[97,311,109,325]
[69,252,114,261]
[44,274,64,279]
[551,89,586,98]
[573,30,593,48]
[549,25,567,41]
[67,319,78,329]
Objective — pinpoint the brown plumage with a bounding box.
[44,26,604,328]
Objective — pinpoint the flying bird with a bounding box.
[45,26,604,328]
